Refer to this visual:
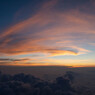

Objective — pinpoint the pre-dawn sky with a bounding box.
[0,0,95,67]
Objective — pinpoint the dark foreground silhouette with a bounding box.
[0,71,93,95]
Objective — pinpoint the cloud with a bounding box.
[0,0,94,66]
[89,43,95,46]
[0,71,78,95]
[0,58,29,62]
[43,49,78,56]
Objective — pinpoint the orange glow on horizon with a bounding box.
[0,62,95,68]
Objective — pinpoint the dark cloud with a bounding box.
[0,71,75,95]
[64,71,79,83]
[0,58,29,62]
[0,71,94,95]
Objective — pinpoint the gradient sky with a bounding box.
[0,0,95,67]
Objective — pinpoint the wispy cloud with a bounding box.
[0,0,95,66]
[0,58,29,62]
[89,43,95,46]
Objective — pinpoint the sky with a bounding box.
[0,0,95,67]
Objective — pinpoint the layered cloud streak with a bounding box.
[0,0,95,66]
